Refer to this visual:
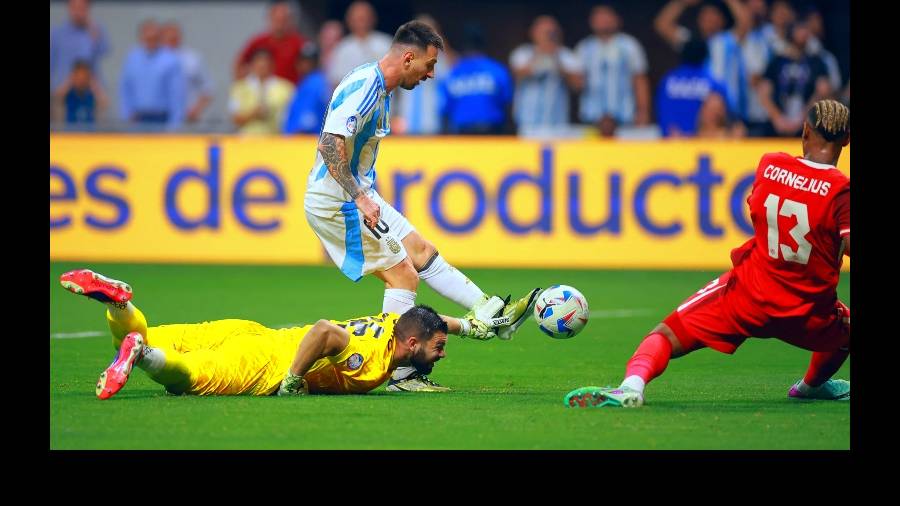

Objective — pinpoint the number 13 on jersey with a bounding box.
[764,193,812,265]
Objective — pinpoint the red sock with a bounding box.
[625,332,673,385]
[803,349,850,387]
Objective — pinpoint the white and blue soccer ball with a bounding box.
[533,285,589,339]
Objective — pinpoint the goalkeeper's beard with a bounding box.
[410,347,435,375]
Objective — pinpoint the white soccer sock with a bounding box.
[136,347,165,374]
[392,365,417,381]
[383,288,417,315]
[384,289,418,381]
[417,254,485,310]
[620,375,646,394]
[106,301,136,320]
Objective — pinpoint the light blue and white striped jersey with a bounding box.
[759,23,789,57]
[575,33,647,124]
[707,30,748,120]
[306,62,392,216]
[510,44,584,131]
[742,27,772,123]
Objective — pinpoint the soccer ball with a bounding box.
[533,285,589,339]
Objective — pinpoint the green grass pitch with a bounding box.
[50,262,850,449]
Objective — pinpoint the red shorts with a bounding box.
[663,270,850,355]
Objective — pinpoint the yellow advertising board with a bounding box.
[50,135,849,270]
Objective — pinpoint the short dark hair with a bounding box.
[299,42,319,61]
[393,20,444,51]
[394,305,448,342]
[249,47,274,61]
[71,59,91,72]
[461,22,485,52]
[807,99,849,143]
[681,35,708,66]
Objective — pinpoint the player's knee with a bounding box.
[396,259,420,290]
[410,241,436,270]
[651,323,685,357]
[419,240,437,262]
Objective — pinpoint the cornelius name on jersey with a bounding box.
[762,164,832,197]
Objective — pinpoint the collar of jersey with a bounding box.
[796,157,836,170]
[374,63,386,93]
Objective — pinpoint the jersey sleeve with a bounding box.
[509,46,532,69]
[833,186,850,237]
[625,36,648,75]
[559,47,584,74]
[322,73,379,139]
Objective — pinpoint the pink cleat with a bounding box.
[60,269,133,305]
[96,332,145,400]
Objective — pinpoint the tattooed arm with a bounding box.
[317,132,381,225]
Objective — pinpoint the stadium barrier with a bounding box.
[50,135,850,271]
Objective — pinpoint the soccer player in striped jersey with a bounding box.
[566,100,850,408]
[510,15,584,135]
[575,5,650,130]
[304,20,540,392]
[60,269,495,400]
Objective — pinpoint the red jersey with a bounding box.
[730,152,850,318]
[238,31,306,83]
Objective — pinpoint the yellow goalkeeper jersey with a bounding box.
[145,312,400,396]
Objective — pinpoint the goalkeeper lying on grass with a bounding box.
[59,269,532,400]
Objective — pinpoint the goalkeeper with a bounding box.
[59,269,510,400]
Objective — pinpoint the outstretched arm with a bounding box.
[440,313,497,340]
[724,0,752,40]
[655,0,698,48]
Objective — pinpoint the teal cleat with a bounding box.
[788,379,850,401]
[564,386,644,408]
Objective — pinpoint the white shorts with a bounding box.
[305,191,415,282]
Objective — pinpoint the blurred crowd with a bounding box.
[49,0,850,138]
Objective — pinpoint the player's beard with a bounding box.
[410,347,434,374]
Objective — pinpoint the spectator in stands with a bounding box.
[802,8,842,93]
[439,23,513,135]
[655,36,728,137]
[162,21,214,125]
[317,20,345,73]
[510,15,584,135]
[655,0,753,124]
[576,4,650,130]
[394,14,457,135]
[119,19,187,131]
[52,60,108,130]
[696,92,746,138]
[282,43,330,134]
[757,20,831,137]
[50,0,110,94]
[326,1,393,88]
[230,48,294,134]
[235,1,307,84]
[761,0,795,56]
[740,0,776,136]
[654,0,727,48]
